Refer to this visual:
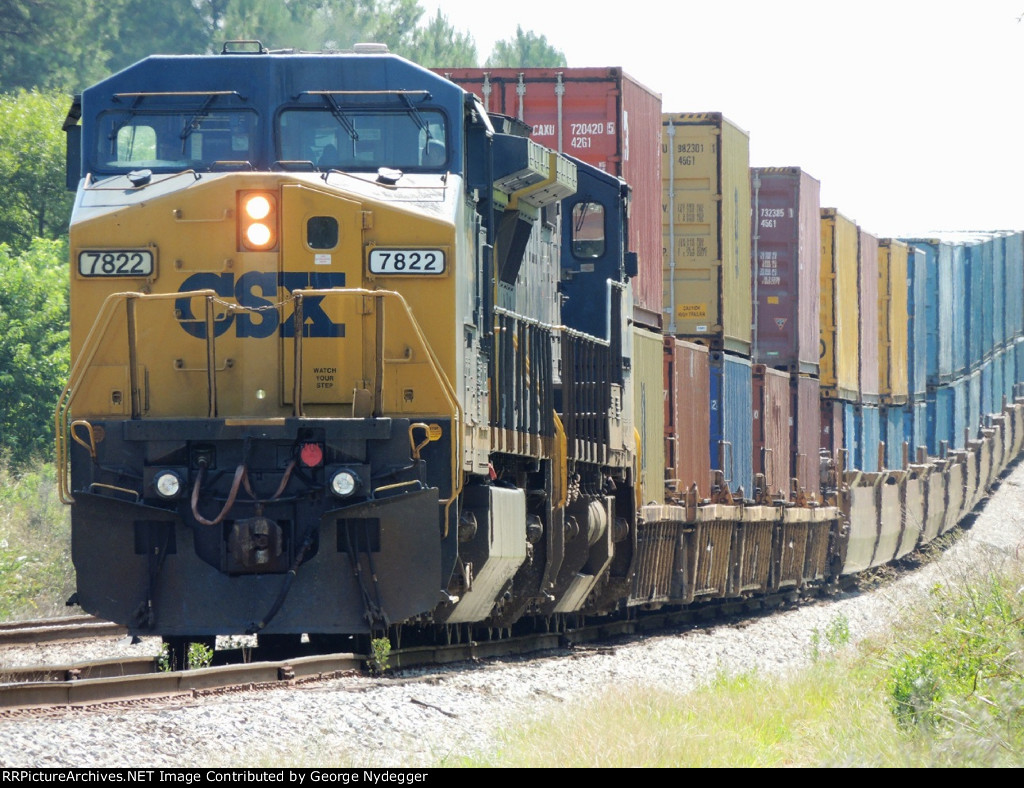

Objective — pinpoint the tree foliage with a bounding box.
[400,10,478,68]
[485,25,567,68]
[0,89,74,252]
[0,239,70,466]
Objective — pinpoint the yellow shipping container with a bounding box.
[878,240,909,403]
[662,113,751,354]
[819,209,859,400]
[632,326,666,504]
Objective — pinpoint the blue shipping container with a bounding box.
[903,399,928,461]
[1006,233,1024,342]
[881,406,904,469]
[966,241,985,370]
[981,359,993,423]
[855,404,881,472]
[992,349,1005,413]
[967,370,981,443]
[903,239,955,384]
[1016,338,1024,396]
[709,353,753,497]
[843,401,858,472]
[1002,346,1016,404]
[906,246,928,398]
[951,243,969,376]
[927,385,955,455]
[992,236,1006,351]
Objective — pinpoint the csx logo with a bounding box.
[175,272,346,339]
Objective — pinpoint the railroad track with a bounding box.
[0,615,127,646]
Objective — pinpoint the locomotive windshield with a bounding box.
[277,108,448,171]
[97,92,257,172]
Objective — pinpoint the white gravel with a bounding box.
[1,462,1022,768]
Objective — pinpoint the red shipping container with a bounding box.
[664,337,711,498]
[750,167,821,375]
[437,67,663,327]
[752,365,791,498]
[859,228,880,401]
[791,374,822,499]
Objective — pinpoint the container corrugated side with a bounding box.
[966,241,985,370]
[664,337,711,498]
[859,229,880,402]
[878,239,909,404]
[843,402,858,471]
[1006,233,1024,341]
[905,246,928,398]
[904,399,927,460]
[749,167,821,374]
[633,326,666,505]
[950,243,968,376]
[1000,346,1015,405]
[709,352,753,496]
[881,406,905,469]
[855,404,881,472]
[965,372,980,445]
[1017,338,1024,395]
[992,348,1006,413]
[992,235,1006,351]
[663,113,751,354]
[752,365,791,497]
[901,239,956,383]
[927,385,955,455]
[980,359,994,422]
[437,67,664,325]
[791,374,821,498]
[820,209,859,400]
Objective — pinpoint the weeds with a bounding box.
[187,641,214,670]
[368,636,391,674]
[810,613,851,662]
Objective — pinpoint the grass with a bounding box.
[0,461,75,620]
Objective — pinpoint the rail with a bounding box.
[56,288,463,516]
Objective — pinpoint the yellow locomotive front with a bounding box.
[61,49,472,639]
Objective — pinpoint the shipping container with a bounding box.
[663,113,752,354]
[951,243,969,376]
[966,370,980,444]
[965,240,985,369]
[981,358,994,422]
[855,404,881,472]
[752,365,791,497]
[820,398,845,463]
[904,399,928,460]
[927,385,955,456]
[633,326,666,504]
[820,209,860,400]
[881,406,905,469]
[1000,345,1015,405]
[664,337,712,498]
[1005,233,1024,342]
[749,167,821,375]
[878,239,909,404]
[843,402,858,471]
[709,352,753,496]
[992,235,1006,351]
[1017,338,1024,396]
[437,67,664,325]
[905,245,928,399]
[791,374,822,498]
[900,239,956,383]
[859,228,880,402]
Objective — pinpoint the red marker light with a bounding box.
[299,442,324,468]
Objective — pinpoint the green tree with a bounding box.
[0,239,70,466]
[0,89,75,252]
[401,10,478,68]
[0,0,125,92]
[485,25,566,68]
[306,0,424,51]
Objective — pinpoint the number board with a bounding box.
[78,250,155,277]
[368,248,446,275]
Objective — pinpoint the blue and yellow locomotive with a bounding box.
[59,43,638,642]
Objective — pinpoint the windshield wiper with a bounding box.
[321,94,359,142]
[400,92,432,143]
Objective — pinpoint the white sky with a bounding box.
[417,1,1024,237]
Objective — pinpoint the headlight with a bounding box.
[238,191,277,251]
[154,470,184,500]
[330,470,358,498]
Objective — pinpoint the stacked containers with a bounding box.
[437,68,664,327]
[664,338,712,498]
[904,245,928,459]
[878,239,909,469]
[856,404,881,472]
[749,167,821,496]
[752,365,791,497]
[662,113,752,355]
[709,352,753,496]
[965,240,985,371]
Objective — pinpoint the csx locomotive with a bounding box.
[58,43,1024,648]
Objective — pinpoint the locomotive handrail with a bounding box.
[291,287,464,527]
[55,290,220,504]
